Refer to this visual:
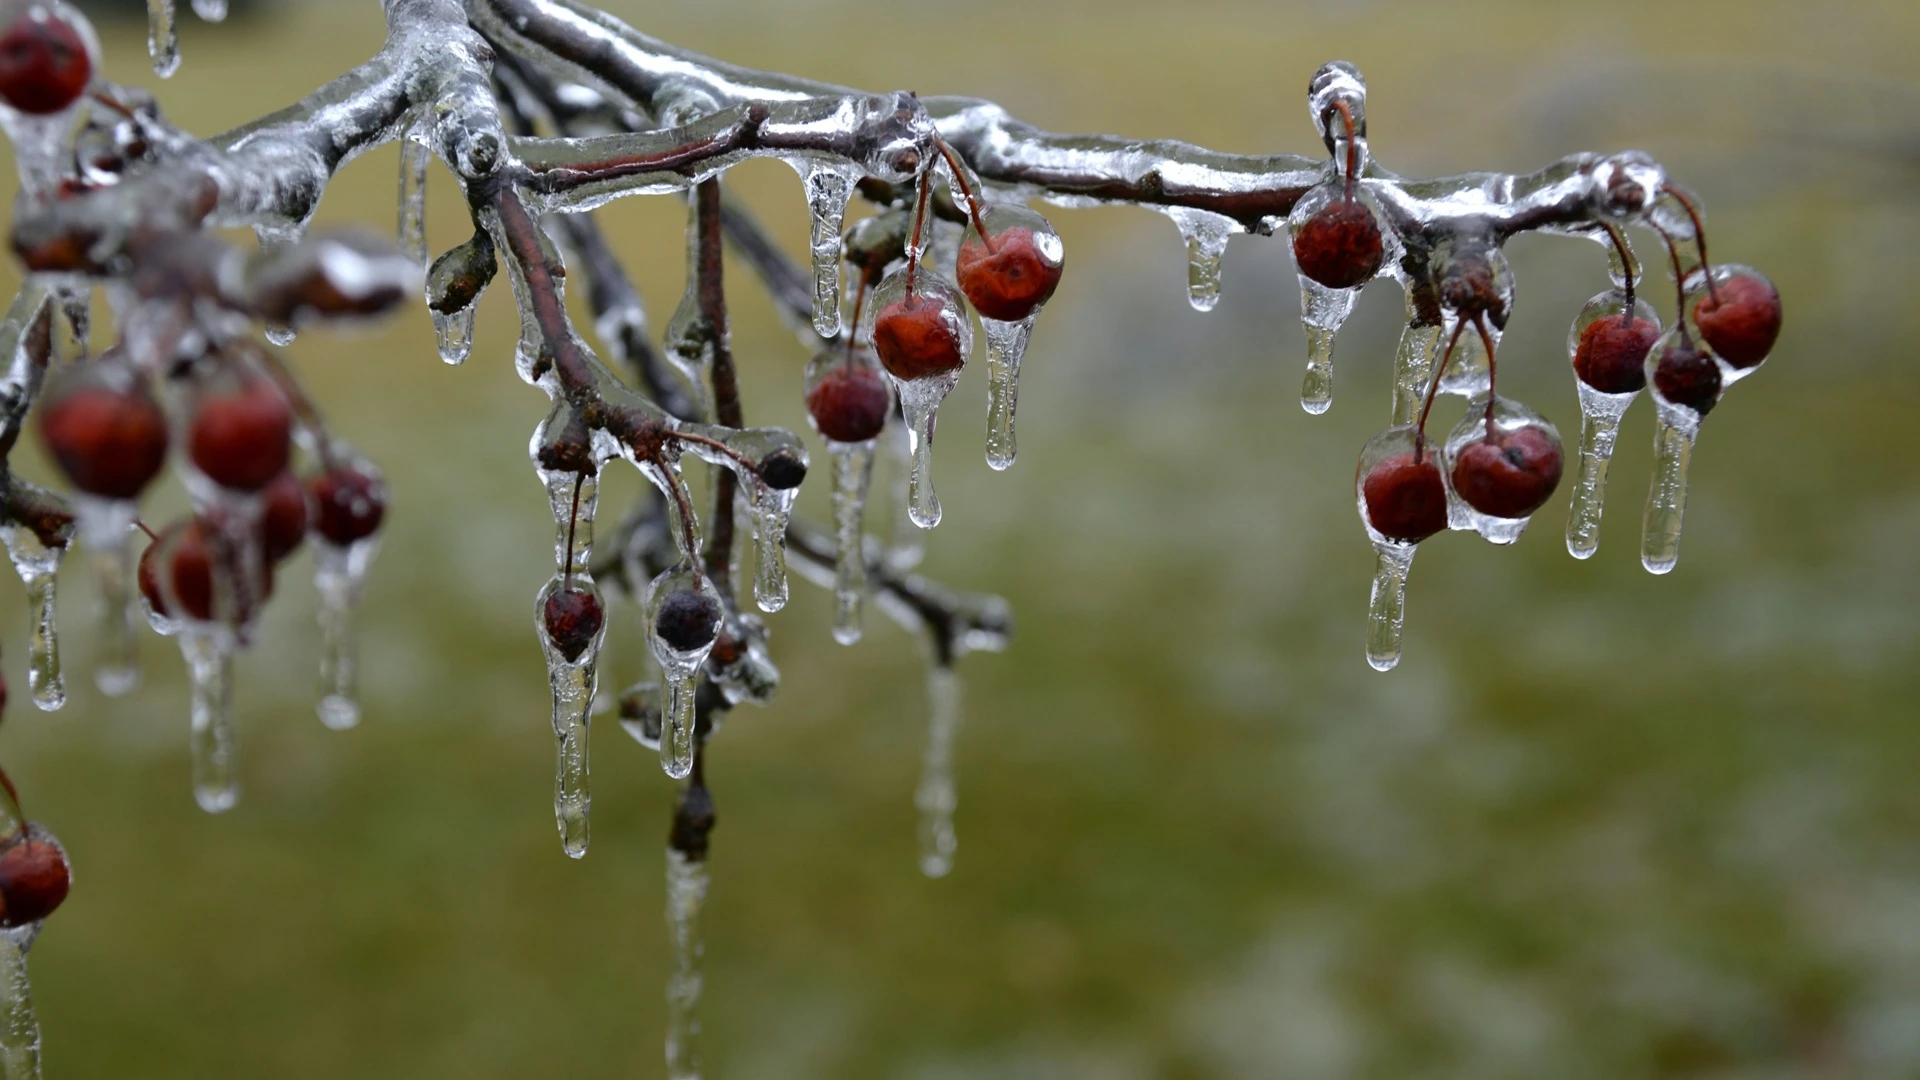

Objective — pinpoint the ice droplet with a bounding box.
[1166,209,1232,312]
[0,527,65,713]
[829,442,875,645]
[664,848,710,1080]
[645,567,722,780]
[795,160,859,338]
[537,576,603,860]
[1641,399,1698,576]
[191,0,228,20]
[1297,277,1358,415]
[1567,382,1634,560]
[1364,541,1417,672]
[431,306,475,366]
[75,499,140,697]
[980,314,1035,471]
[1390,321,1442,426]
[748,482,794,615]
[314,537,379,730]
[917,664,962,878]
[398,140,431,269]
[180,632,239,813]
[147,0,180,78]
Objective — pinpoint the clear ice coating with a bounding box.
[883,421,923,571]
[792,158,860,338]
[664,849,710,1080]
[1354,426,1431,671]
[916,664,962,878]
[1165,208,1233,312]
[432,306,475,365]
[980,314,1035,471]
[1390,321,1442,426]
[1565,291,1659,560]
[179,632,239,813]
[1641,397,1699,576]
[399,140,431,269]
[536,573,604,860]
[147,0,179,78]
[75,498,141,696]
[644,565,723,780]
[1440,395,1562,546]
[1286,184,1384,415]
[829,443,875,644]
[314,536,379,731]
[191,0,227,20]
[0,526,65,712]
[863,270,972,529]
[0,922,42,1080]
[746,481,794,614]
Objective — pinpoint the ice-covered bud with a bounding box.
[258,470,310,564]
[187,364,293,492]
[756,447,807,491]
[307,464,386,546]
[37,356,169,500]
[242,230,420,326]
[0,825,69,927]
[1689,264,1781,371]
[844,210,909,277]
[426,230,497,315]
[1307,60,1367,152]
[851,91,934,184]
[1432,227,1515,328]
[0,0,95,117]
[1594,151,1664,218]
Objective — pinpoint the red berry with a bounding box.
[956,226,1063,322]
[543,587,604,663]
[0,1,92,117]
[1361,452,1447,543]
[37,377,169,500]
[806,363,891,444]
[307,465,386,546]
[258,470,310,563]
[655,590,721,653]
[1293,199,1383,290]
[1450,425,1564,520]
[1652,336,1721,417]
[0,831,68,928]
[1692,271,1780,369]
[189,374,293,492]
[138,520,275,623]
[1572,314,1659,395]
[872,295,966,382]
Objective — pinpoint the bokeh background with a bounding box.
[1,0,1917,1076]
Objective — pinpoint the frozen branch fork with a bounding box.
[0,0,1782,1074]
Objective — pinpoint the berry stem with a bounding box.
[1474,314,1499,436]
[1332,99,1359,202]
[1601,221,1637,312]
[934,137,994,253]
[1414,317,1469,460]
[1650,221,1695,343]
[844,267,874,364]
[135,519,159,542]
[1658,184,1718,306]
[563,473,581,588]
[904,166,933,295]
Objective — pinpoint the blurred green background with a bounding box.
[2,0,1918,1076]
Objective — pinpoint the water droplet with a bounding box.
[432,306,475,365]
[191,0,228,20]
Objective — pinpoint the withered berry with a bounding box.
[1361,452,1447,543]
[1572,314,1659,395]
[189,373,293,492]
[806,362,891,444]
[872,294,967,382]
[1450,425,1564,520]
[543,587,604,663]
[0,831,68,928]
[307,464,386,546]
[38,374,168,500]
[1293,200,1383,290]
[138,519,276,623]
[956,224,1063,322]
[655,590,722,653]
[0,1,92,117]
[1693,271,1781,370]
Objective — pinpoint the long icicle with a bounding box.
[917,663,962,878]
[664,756,715,1080]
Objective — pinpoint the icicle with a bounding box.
[795,160,860,338]
[0,924,41,1080]
[432,307,475,366]
[1297,278,1358,415]
[1363,541,1416,672]
[898,379,944,529]
[1566,382,1633,560]
[254,224,306,347]
[980,314,1035,471]
[747,482,794,614]
[191,0,226,20]
[314,537,378,730]
[74,500,139,697]
[663,848,710,1080]
[917,664,962,878]
[1641,400,1698,575]
[830,443,875,645]
[147,0,179,78]
[1166,209,1233,312]
[1389,321,1441,426]
[644,566,722,781]
[398,141,431,269]
[537,575,602,859]
[0,528,65,713]
[179,632,238,813]
[884,415,923,570]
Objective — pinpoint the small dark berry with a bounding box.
[1439,253,1505,323]
[1693,272,1781,369]
[1361,452,1447,543]
[1572,314,1659,395]
[543,587,604,663]
[807,363,891,444]
[1293,199,1384,290]
[37,379,169,500]
[654,590,721,653]
[0,832,69,927]
[1451,425,1564,520]
[0,1,92,117]
[258,470,310,564]
[1653,337,1721,417]
[138,520,275,622]
[757,448,807,491]
[307,465,386,546]
[189,375,293,492]
[669,782,716,861]
[956,226,1064,322]
[872,295,966,382]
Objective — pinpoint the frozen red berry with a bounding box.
[1293,199,1383,290]
[258,470,310,563]
[806,363,891,444]
[1652,336,1721,417]
[956,220,1063,322]
[654,590,721,653]
[138,519,275,623]
[1361,452,1447,543]
[543,587,604,663]
[307,464,386,545]
[0,831,68,928]
[37,373,169,500]
[188,373,293,492]
[1692,270,1780,369]
[0,1,93,117]
[1450,425,1564,520]
[872,294,967,382]
[1572,313,1659,395]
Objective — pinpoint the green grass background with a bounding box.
[1,0,1918,1075]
